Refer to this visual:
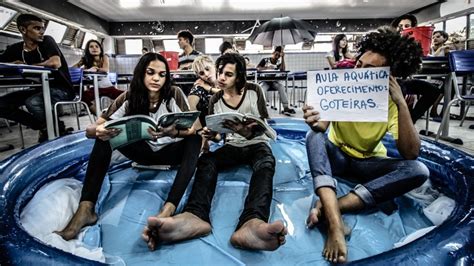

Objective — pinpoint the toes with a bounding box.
[307,208,319,228]
[338,255,347,263]
[278,235,286,245]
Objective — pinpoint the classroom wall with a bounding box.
[109,19,393,36]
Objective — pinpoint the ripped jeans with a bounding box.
[184,142,275,230]
[306,130,429,208]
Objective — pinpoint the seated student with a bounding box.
[189,55,220,151]
[142,47,149,55]
[326,34,354,69]
[303,27,429,263]
[0,14,74,141]
[189,55,219,130]
[429,30,451,118]
[431,30,450,56]
[142,53,287,251]
[219,41,238,55]
[244,56,256,69]
[257,46,296,115]
[73,39,123,114]
[390,14,442,123]
[56,53,202,240]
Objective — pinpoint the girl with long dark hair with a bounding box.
[73,39,123,113]
[326,34,354,69]
[57,53,202,241]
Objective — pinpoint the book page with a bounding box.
[157,111,200,130]
[105,115,156,149]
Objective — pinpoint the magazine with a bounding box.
[104,111,200,149]
[205,112,276,140]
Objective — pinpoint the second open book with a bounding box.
[205,112,276,140]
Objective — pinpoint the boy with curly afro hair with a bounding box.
[302,26,429,263]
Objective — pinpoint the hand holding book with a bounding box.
[205,112,276,140]
[147,122,180,140]
[222,118,259,139]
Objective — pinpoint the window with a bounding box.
[244,40,263,52]
[82,32,98,49]
[446,16,467,51]
[44,20,67,43]
[313,42,332,52]
[0,6,17,29]
[284,43,303,50]
[434,22,444,32]
[470,14,474,39]
[124,39,143,54]
[204,38,223,54]
[163,39,181,52]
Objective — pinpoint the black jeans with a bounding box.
[398,79,442,123]
[80,134,202,207]
[0,87,73,130]
[184,142,275,230]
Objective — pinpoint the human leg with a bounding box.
[144,145,241,248]
[0,89,44,129]
[56,139,114,240]
[230,143,287,251]
[399,79,442,123]
[305,130,351,263]
[273,81,295,114]
[349,157,429,208]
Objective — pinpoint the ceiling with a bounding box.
[68,0,440,22]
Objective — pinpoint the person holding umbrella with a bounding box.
[257,46,295,115]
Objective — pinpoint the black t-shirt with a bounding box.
[0,35,73,95]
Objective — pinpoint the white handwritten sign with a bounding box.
[306,67,390,122]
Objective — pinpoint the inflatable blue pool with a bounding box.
[0,118,472,265]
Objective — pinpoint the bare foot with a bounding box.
[307,200,350,263]
[230,218,287,251]
[156,202,176,218]
[323,224,347,263]
[307,200,351,235]
[142,212,211,251]
[55,201,98,240]
[306,200,324,228]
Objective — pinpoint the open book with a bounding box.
[104,111,200,149]
[205,112,276,140]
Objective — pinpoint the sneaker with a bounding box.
[282,107,296,115]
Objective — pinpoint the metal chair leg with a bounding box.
[459,102,471,127]
[436,99,458,141]
[18,123,25,149]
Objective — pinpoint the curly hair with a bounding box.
[356,26,422,78]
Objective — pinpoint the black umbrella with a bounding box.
[248,16,317,46]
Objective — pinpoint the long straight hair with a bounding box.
[81,39,104,69]
[333,34,347,62]
[127,53,172,115]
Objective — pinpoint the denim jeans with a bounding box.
[0,87,73,130]
[184,142,275,230]
[305,130,429,207]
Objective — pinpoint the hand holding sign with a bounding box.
[306,67,390,122]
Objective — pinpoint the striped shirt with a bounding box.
[178,50,202,69]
